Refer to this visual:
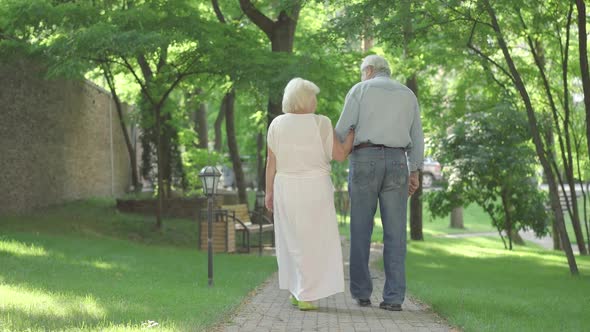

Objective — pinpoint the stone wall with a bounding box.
[0,60,133,214]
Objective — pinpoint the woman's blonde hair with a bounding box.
[282,78,320,113]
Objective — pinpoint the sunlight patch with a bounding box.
[0,284,106,320]
[0,240,48,257]
[85,260,117,270]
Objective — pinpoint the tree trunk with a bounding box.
[406,74,422,239]
[510,229,525,246]
[450,206,464,229]
[161,112,175,198]
[501,189,513,250]
[552,219,562,250]
[402,0,423,241]
[191,88,209,149]
[102,66,140,192]
[482,0,578,273]
[154,105,164,229]
[214,106,225,152]
[410,171,423,240]
[256,132,264,190]
[224,89,247,204]
[575,0,590,164]
[238,0,300,126]
[545,125,563,250]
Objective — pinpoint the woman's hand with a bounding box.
[265,192,274,212]
[345,128,355,147]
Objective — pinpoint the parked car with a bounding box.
[422,157,443,188]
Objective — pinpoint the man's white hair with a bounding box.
[282,78,320,114]
[360,55,391,76]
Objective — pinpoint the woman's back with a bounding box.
[268,113,333,177]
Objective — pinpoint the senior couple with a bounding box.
[265,55,424,311]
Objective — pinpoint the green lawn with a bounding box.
[338,203,496,243]
[394,236,590,332]
[0,199,277,331]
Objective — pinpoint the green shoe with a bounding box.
[298,301,318,311]
[289,295,298,307]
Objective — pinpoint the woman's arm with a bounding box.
[265,147,277,211]
[332,128,355,162]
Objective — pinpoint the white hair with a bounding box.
[282,78,320,113]
[360,55,391,76]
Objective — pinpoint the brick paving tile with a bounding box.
[219,240,454,332]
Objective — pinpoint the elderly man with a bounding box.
[335,55,424,311]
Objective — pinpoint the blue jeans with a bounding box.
[348,147,408,305]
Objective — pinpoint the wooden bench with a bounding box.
[222,204,275,254]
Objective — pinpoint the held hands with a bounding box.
[344,128,355,152]
[265,192,274,212]
[409,172,419,196]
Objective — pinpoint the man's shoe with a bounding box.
[356,298,372,307]
[298,301,318,311]
[289,295,298,307]
[379,302,402,311]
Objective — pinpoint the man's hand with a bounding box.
[265,192,274,212]
[409,171,420,196]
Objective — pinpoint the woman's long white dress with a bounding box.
[267,113,344,302]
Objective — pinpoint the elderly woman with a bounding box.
[265,78,354,310]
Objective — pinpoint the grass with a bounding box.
[338,203,496,243]
[0,199,277,331]
[389,236,590,332]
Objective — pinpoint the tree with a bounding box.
[238,0,302,125]
[428,105,549,250]
[478,0,579,271]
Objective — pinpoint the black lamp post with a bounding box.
[199,166,221,287]
[255,190,265,212]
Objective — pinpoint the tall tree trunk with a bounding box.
[161,112,176,198]
[214,106,225,152]
[482,0,578,273]
[224,89,247,204]
[546,125,563,250]
[238,0,301,126]
[154,105,164,229]
[191,88,209,149]
[406,75,423,240]
[575,0,590,162]
[101,65,140,192]
[450,206,464,229]
[410,172,423,240]
[501,189,513,250]
[402,0,423,241]
[256,132,264,190]
[238,1,301,200]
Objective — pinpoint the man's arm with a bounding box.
[335,86,361,142]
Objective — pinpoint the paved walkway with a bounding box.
[220,240,453,332]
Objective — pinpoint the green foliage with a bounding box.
[427,104,549,242]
